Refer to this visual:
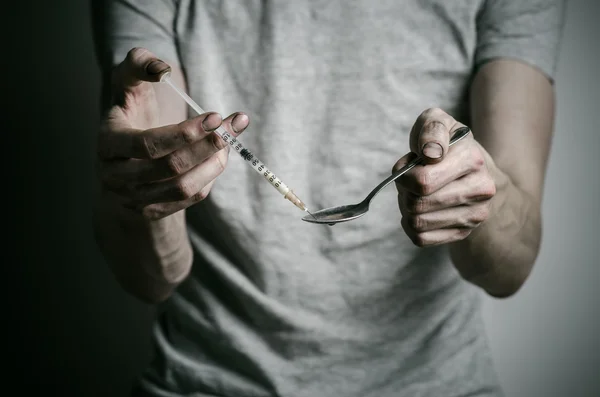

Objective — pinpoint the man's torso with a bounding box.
[137,1,503,396]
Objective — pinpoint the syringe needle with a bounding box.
[283,190,310,213]
[161,73,310,214]
[285,189,316,220]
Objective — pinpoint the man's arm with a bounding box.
[93,62,192,304]
[93,49,250,304]
[449,59,555,297]
[91,1,192,303]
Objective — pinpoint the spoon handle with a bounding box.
[362,126,472,204]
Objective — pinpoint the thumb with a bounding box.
[417,121,450,165]
[112,47,172,91]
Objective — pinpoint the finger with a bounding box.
[399,172,496,214]
[98,112,222,160]
[123,149,228,206]
[151,111,250,175]
[100,122,224,183]
[392,152,419,193]
[409,108,456,164]
[394,140,482,196]
[100,111,250,182]
[401,217,472,247]
[399,202,490,233]
[98,187,136,211]
[140,179,216,220]
[113,47,172,90]
[217,112,251,155]
[223,112,250,137]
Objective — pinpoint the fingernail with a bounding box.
[146,60,170,75]
[231,113,248,133]
[422,142,443,159]
[202,113,222,131]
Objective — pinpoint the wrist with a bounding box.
[94,191,192,284]
[97,189,186,234]
[450,168,541,297]
[482,148,512,222]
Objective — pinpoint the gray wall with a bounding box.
[482,1,600,396]
[7,0,598,396]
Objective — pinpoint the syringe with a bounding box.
[160,72,311,214]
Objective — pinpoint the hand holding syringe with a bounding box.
[160,73,312,215]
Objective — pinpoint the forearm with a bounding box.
[93,195,192,303]
[449,167,542,297]
[450,59,555,297]
[93,63,191,303]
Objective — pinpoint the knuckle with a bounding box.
[420,185,434,197]
[420,107,444,121]
[420,108,435,119]
[412,234,427,247]
[401,217,426,247]
[212,151,228,174]
[192,188,210,203]
[474,177,496,201]
[403,194,417,214]
[482,180,497,199]
[174,178,197,200]
[472,207,490,224]
[142,136,160,159]
[165,152,187,175]
[210,133,227,152]
[423,119,446,133]
[408,195,428,214]
[415,172,434,196]
[179,122,198,145]
[456,228,472,240]
[410,215,427,232]
[126,47,147,63]
[417,197,430,213]
[470,147,486,170]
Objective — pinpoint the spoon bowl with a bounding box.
[304,204,368,225]
[302,126,472,225]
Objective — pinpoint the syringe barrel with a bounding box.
[162,75,308,211]
[217,127,291,196]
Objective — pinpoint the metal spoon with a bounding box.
[302,126,472,225]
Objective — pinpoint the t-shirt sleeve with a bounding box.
[474,0,566,81]
[91,0,180,70]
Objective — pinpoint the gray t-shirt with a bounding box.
[94,1,564,396]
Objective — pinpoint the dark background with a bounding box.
[7,1,154,394]
[6,0,599,396]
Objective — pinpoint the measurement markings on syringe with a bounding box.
[161,75,308,211]
[221,132,283,188]
[221,133,244,152]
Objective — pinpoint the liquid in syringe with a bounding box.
[160,72,311,215]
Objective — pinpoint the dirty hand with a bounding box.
[96,48,249,220]
[393,108,497,247]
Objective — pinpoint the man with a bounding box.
[91,1,565,396]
